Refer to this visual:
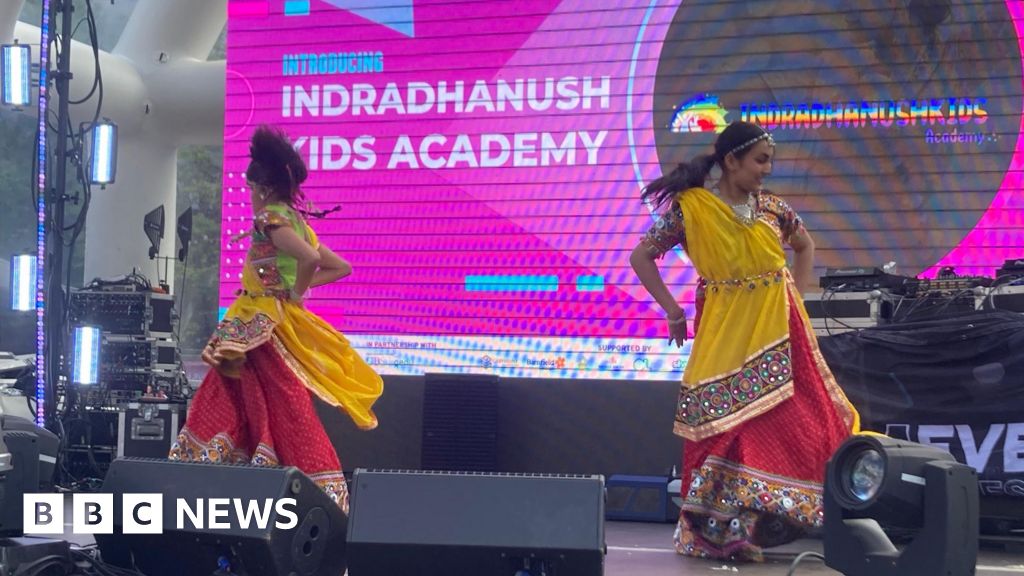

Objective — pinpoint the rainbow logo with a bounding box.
[670,94,730,134]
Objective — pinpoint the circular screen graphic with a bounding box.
[653,0,1023,274]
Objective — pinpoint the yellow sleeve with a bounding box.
[304,223,320,250]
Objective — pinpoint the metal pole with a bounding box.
[43,0,75,428]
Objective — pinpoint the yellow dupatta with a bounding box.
[673,187,796,440]
[211,210,383,431]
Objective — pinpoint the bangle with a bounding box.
[667,315,686,325]
[289,289,304,302]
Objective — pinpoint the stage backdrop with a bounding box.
[222,0,1024,380]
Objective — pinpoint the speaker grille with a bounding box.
[421,374,498,471]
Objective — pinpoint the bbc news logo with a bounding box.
[24,494,299,535]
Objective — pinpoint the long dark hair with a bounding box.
[246,125,308,208]
[641,121,770,208]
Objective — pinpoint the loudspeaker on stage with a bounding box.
[94,458,348,576]
[347,468,606,576]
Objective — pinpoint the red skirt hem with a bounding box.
[674,294,852,561]
[169,341,349,512]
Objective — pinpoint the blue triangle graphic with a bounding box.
[321,0,415,37]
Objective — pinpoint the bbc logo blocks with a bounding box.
[23,493,295,535]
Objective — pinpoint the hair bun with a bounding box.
[248,125,311,192]
[249,126,293,171]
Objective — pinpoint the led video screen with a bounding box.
[223,0,1024,379]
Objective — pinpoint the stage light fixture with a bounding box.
[10,255,37,311]
[71,325,101,385]
[176,207,192,261]
[1,43,30,107]
[88,120,118,185]
[144,205,165,259]
[823,434,978,576]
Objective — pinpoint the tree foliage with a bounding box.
[175,146,222,353]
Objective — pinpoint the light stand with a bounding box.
[34,0,79,428]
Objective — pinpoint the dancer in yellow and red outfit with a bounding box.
[631,121,860,562]
[170,125,383,513]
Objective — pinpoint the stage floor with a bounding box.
[604,521,1024,575]
[56,517,1024,575]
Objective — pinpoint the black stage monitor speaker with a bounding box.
[347,469,606,576]
[94,458,347,576]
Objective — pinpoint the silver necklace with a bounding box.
[730,198,754,221]
[715,187,756,225]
